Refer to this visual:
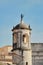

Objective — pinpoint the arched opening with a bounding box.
[14,34,17,43]
[23,33,29,44]
[26,62,28,65]
[13,33,17,49]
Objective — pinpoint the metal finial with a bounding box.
[21,14,24,22]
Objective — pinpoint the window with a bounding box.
[14,34,17,43]
[26,62,28,65]
[23,34,29,43]
[23,35,26,43]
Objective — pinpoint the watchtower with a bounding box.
[12,14,32,65]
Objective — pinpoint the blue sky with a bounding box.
[0,0,43,47]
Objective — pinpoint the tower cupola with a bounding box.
[12,14,32,50]
[12,14,32,65]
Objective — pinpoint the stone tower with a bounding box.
[12,14,32,65]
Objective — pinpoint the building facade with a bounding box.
[0,15,43,65]
[0,43,43,65]
[32,43,43,65]
[11,14,32,65]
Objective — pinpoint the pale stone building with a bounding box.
[0,43,43,65]
[32,43,43,65]
[0,46,12,64]
[0,15,43,65]
[11,14,32,65]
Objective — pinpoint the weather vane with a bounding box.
[21,14,24,22]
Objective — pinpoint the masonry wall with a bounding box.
[31,43,43,65]
[0,43,43,65]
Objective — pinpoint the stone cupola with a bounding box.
[11,14,32,65]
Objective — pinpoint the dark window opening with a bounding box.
[26,62,28,65]
[23,34,29,43]
[13,43,17,49]
[23,35,26,41]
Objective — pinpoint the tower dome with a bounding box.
[12,22,31,31]
[12,14,31,31]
